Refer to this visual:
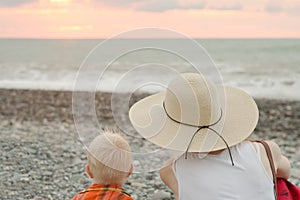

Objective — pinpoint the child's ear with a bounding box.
[86,165,93,178]
[127,164,133,178]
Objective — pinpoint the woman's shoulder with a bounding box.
[250,139,291,179]
[250,140,281,159]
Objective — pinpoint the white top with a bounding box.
[175,141,275,200]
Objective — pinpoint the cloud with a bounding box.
[209,4,243,11]
[95,0,205,12]
[137,0,205,12]
[98,0,140,8]
[265,2,282,13]
[0,0,37,7]
[137,1,179,12]
[286,4,300,15]
[97,0,243,12]
[264,1,300,15]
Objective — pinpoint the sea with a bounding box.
[0,38,299,100]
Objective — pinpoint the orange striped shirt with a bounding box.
[72,184,134,200]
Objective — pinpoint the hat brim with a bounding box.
[129,86,258,152]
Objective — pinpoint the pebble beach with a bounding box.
[0,89,299,200]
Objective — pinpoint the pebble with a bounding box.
[0,90,300,199]
[291,169,300,179]
[295,149,300,161]
[152,190,172,200]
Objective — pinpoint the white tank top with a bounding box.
[175,141,275,200]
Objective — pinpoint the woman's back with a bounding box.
[175,141,275,200]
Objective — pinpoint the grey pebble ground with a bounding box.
[0,89,299,200]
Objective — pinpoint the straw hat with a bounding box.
[129,73,259,152]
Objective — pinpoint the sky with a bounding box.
[0,0,300,38]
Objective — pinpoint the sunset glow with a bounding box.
[0,0,299,38]
[50,0,70,2]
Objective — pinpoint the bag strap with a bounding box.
[253,140,278,199]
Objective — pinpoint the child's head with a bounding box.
[86,130,132,185]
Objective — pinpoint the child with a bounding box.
[72,131,134,200]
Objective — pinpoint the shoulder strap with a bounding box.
[254,140,277,199]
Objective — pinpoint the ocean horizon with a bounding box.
[0,38,299,100]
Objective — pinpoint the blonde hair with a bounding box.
[86,130,132,184]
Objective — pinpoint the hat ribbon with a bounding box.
[163,102,234,166]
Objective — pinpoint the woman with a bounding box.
[129,73,290,200]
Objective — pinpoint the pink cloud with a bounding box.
[0,0,299,38]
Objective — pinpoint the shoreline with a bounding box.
[1,88,300,123]
[1,88,299,199]
[0,82,300,101]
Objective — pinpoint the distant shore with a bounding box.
[1,88,299,200]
